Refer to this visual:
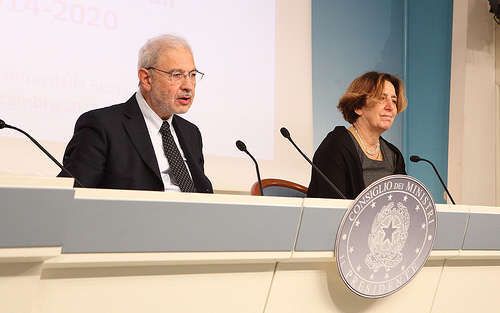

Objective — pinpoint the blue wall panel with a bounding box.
[405,0,453,203]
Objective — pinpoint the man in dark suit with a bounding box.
[58,34,213,193]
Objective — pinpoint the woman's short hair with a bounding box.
[337,71,407,124]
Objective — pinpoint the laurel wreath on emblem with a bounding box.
[365,201,410,272]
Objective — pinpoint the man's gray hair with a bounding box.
[137,34,192,70]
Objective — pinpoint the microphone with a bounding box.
[280,127,346,199]
[235,140,264,196]
[410,155,455,204]
[0,119,85,188]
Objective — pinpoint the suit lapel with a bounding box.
[122,95,162,182]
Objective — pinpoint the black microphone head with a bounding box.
[0,119,5,129]
[280,127,290,139]
[410,155,421,162]
[235,140,247,152]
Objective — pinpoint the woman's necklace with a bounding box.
[353,126,380,156]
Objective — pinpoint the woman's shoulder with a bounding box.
[380,137,406,174]
[380,137,403,156]
[315,126,356,157]
[321,126,351,145]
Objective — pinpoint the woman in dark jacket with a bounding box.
[307,71,407,199]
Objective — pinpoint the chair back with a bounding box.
[251,178,308,197]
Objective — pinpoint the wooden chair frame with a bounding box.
[250,178,308,196]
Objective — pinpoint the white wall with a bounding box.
[449,0,498,206]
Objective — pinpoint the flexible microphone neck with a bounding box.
[236,140,264,196]
[410,155,455,204]
[280,127,346,199]
[0,119,85,188]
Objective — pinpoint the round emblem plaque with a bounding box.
[335,175,437,298]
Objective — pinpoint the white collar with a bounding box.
[135,90,174,131]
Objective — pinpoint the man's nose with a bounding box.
[179,77,194,91]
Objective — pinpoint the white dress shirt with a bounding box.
[135,91,192,192]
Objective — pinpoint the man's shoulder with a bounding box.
[78,96,136,121]
[82,103,122,117]
[173,114,199,131]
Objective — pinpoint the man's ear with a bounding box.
[138,68,152,91]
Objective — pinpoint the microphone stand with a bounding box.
[0,120,85,188]
[410,155,455,204]
[280,127,346,199]
[236,140,264,196]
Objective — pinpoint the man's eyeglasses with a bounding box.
[146,67,204,83]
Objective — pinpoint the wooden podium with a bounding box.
[1,175,499,313]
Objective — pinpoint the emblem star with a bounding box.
[387,194,392,200]
[355,220,360,227]
[403,195,408,202]
[382,220,397,243]
[349,246,354,253]
[356,265,361,272]
[415,205,420,211]
[428,235,433,241]
[421,223,426,229]
[371,202,376,208]
[415,248,420,254]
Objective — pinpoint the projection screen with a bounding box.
[0,0,312,192]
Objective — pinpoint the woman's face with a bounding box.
[355,80,398,134]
